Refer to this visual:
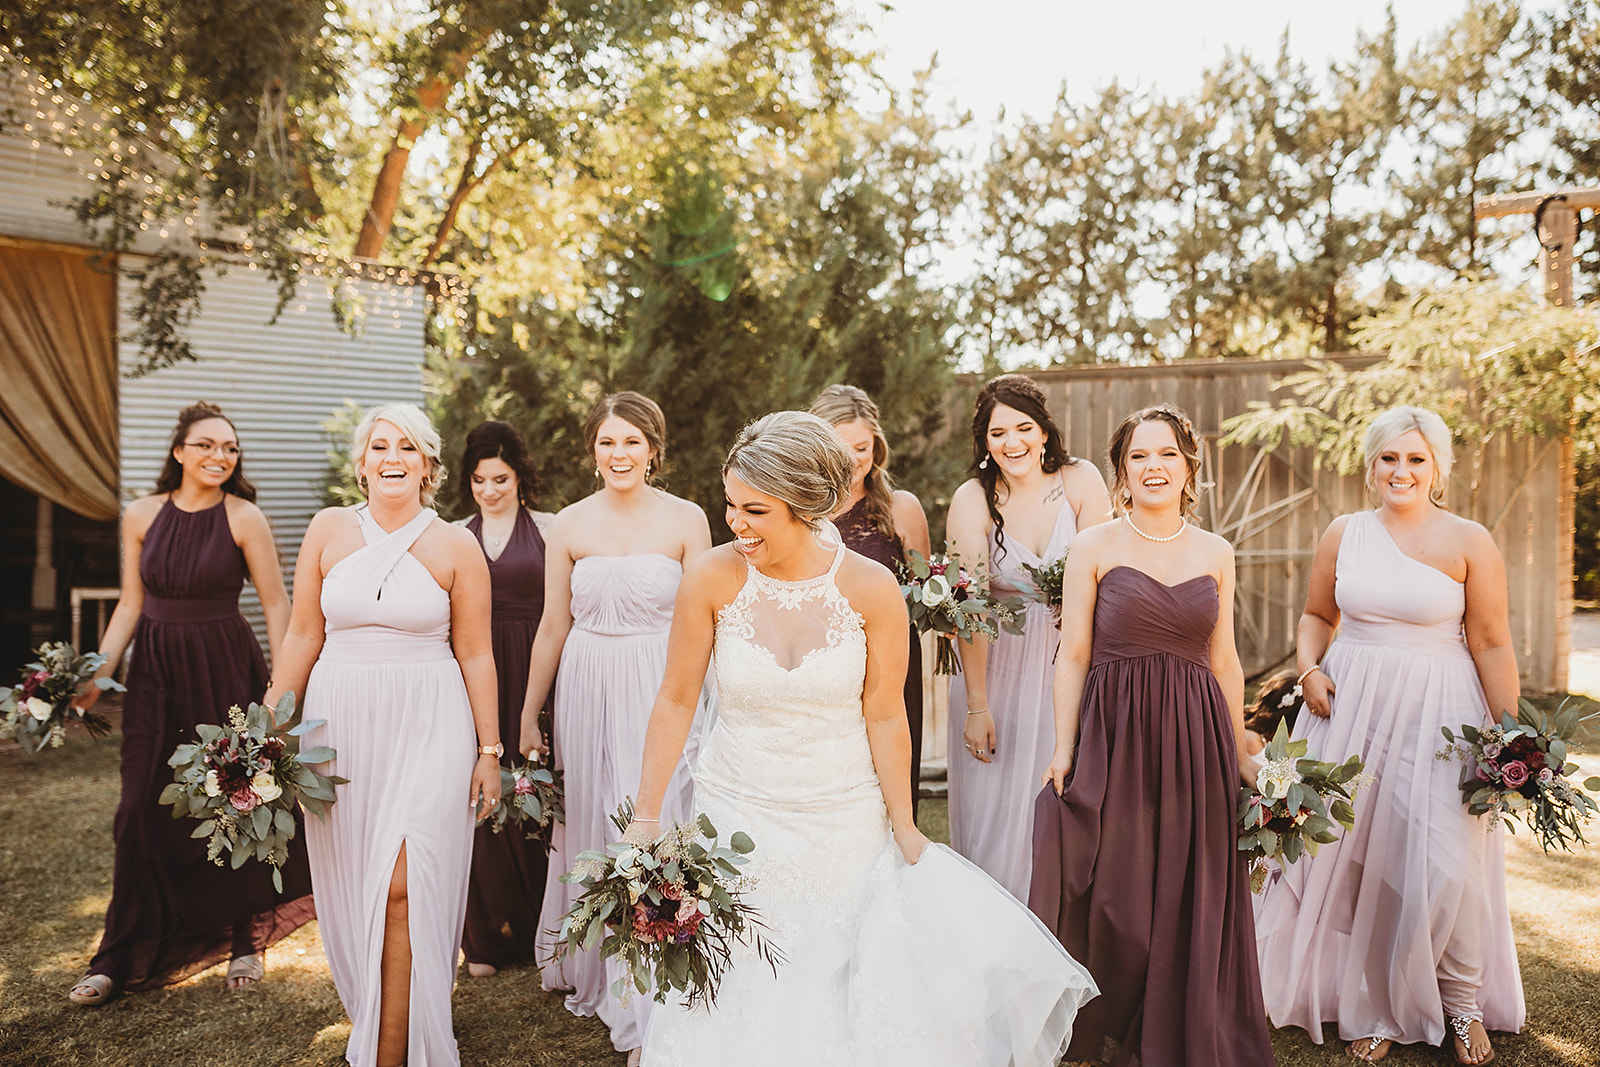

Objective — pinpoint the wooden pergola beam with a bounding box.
[1474,186,1600,219]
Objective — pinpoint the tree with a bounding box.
[1220,282,1600,523]
[1537,0,1600,299]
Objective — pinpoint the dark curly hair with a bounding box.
[153,401,257,502]
[1245,669,1302,742]
[969,374,1076,560]
[458,420,540,512]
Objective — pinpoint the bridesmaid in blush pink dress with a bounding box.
[264,404,503,1067]
[944,375,1111,900]
[516,392,711,1062]
[1254,407,1523,1066]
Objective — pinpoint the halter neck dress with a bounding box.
[89,495,314,989]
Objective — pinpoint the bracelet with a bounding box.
[1296,664,1321,686]
[633,817,660,823]
[966,707,991,716]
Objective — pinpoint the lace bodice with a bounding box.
[696,539,880,810]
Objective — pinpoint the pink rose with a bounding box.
[514,777,535,797]
[1500,761,1530,788]
[1475,765,1493,782]
[1538,767,1554,784]
[230,789,260,812]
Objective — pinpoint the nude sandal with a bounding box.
[67,973,117,1006]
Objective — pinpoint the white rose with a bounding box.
[1256,758,1302,801]
[251,771,283,803]
[204,770,222,797]
[920,574,951,608]
[25,696,53,722]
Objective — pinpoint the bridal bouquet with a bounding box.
[554,801,783,1009]
[160,693,345,892]
[1239,722,1368,893]
[900,549,1024,675]
[1018,556,1067,629]
[479,761,564,846]
[1438,698,1600,853]
[0,642,122,754]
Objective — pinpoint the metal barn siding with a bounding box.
[118,262,428,646]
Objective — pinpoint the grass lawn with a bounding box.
[2,697,1596,1066]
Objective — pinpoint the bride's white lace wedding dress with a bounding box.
[642,541,1096,1066]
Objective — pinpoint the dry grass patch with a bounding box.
[2,698,1596,1066]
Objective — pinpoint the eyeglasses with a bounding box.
[182,441,242,459]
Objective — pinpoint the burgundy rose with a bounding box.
[929,562,947,576]
[1525,750,1546,771]
[263,737,286,760]
[1500,761,1530,788]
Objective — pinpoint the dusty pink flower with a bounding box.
[230,788,260,812]
[514,776,535,796]
[1500,761,1530,788]
[1538,767,1554,784]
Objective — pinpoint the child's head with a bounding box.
[1245,669,1302,741]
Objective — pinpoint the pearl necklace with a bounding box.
[1124,514,1187,543]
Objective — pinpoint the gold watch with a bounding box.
[479,742,504,758]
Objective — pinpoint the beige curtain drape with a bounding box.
[0,241,119,520]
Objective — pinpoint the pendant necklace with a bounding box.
[1124,514,1187,543]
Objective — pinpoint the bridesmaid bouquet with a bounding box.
[479,761,565,846]
[0,642,122,754]
[1018,556,1068,629]
[1238,722,1367,893]
[554,801,784,1009]
[160,693,345,892]
[1439,697,1600,853]
[900,549,1024,675]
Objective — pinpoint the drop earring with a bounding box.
[979,455,989,471]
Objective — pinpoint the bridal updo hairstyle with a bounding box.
[458,420,540,511]
[1362,405,1453,507]
[584,391,668,482]
[724,411,853,530]
[350,402,445,507]
[969,374,1077,559]
[1106,404,1203,520]
[155,401,257,501]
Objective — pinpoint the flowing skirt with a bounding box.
[1253,636,1525,1045]
[303,646,476,1067]
[643,773,1096,1066]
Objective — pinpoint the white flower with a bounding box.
[204,771,222,797]
[25,696,53,722]
[251,771,282,803]
[1256,758,1302,801]
[920,574,951,608]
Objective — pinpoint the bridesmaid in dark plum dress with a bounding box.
[810,385,931,819]
[1031,405,1272,1067]
[70,403,314,1005]
[458,421,556,976]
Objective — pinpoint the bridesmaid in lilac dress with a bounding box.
[944,375,1111,899]
[1254,407,1523,1066]
[517,392,711,1063]
[1032,404,1273,1067]
[70,402,312,1006]
[458,421,556,977]
[810,385,931,819]
[265,404,503,1067]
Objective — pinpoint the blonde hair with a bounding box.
[351,403,445,507]
[1363,405,1453,506]
[724,412,853,528]
[1106,404,1203,519]
[809,384,896,541]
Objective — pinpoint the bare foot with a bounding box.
[466,962,497,978]
[1347,1036,1392,1062]
[626,1048,641,1067]
[1450,1018,1494,1065]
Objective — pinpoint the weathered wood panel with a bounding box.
[946,358,1570,693]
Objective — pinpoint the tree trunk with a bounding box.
[353,44,484,260]
[422,136,503,267]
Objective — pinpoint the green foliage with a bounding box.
[1220,281,1600,515]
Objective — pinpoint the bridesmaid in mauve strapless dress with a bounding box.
[1030,566,1275,1067]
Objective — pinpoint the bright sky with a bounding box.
[852,0,1553,128]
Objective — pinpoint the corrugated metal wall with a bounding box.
[118,263,428,648]
[954,359,1571,693]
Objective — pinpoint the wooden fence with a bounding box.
[938,357,1573,697]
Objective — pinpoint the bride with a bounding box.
[628,411,1096,1065]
